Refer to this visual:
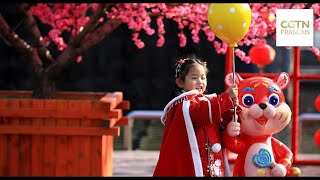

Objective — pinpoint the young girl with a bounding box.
[153,55,241,177]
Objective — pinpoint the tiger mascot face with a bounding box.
[225,72,291,136]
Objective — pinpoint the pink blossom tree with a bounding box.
[0,3,319,98]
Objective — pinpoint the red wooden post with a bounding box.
[225,46,233,76]
[292,47,300,163]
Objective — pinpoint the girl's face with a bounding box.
[176,64,207,94]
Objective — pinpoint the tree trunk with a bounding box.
[31,71,56,99]
[0,3,121,99]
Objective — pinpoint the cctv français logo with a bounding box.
[276,9,314,47]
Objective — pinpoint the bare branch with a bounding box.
[304,3,313,9]
[0,14,44,74]
[79,18,122,53]
[0,14,34,54]
[17,3,53,66]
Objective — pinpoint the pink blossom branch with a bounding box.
[69,3,112,46]
[47,3,118,80]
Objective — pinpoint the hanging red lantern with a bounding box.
[315,95,320,112]
[318,54,320,63]
[314,129,320,147]
[249,44,276,68]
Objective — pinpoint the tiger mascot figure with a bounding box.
[223,72,300,177]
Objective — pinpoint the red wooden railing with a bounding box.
[225,46,320,165]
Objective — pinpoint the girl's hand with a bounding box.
[226,120,240,137]
[226,84,239,106]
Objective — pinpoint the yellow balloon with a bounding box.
[207,3,252,47]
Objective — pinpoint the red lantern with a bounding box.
[315,95,320,112]
[314,129,320,147]
[318,55,320,63]
[249,44,276,68]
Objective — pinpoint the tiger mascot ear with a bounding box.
[273,72,290,90]
[224,72,243,87]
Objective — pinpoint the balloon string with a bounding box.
[232,47,237,123]
[224,46,237,177]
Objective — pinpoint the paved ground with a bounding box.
[113,150,320,177]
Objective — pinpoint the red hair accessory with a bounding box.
[175,58,187,78]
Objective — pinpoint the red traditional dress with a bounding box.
[153,90,236,177]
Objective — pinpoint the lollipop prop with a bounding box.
[207,3,252,176]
